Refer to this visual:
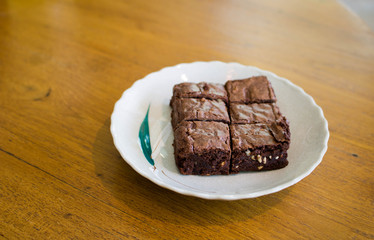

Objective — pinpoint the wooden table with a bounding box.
[1,0,373,239]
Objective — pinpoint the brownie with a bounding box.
[172,82,228,103]
[229,103,282,124]
[170,77,290,175]
[230,122,290,173]
[170,98,230,129]
[173,121,231,175]
[225,76,276,103]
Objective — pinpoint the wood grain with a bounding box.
[0,0,373,239]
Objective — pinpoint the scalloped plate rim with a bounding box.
[110,61,329,200]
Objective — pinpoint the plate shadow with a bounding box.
[92,118,290,227]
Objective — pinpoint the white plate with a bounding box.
[110,61,329,200]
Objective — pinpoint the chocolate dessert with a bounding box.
[170,97,229,129]
[225,76,276,104]
[173,121,231,175]
[172,82,228,103]
[170,76,290,175]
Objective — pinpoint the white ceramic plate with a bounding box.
[110,61,329,200]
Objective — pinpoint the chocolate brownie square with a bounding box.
[229,103,282,124]
[173,121,231,175]
[170,98,230,129]
[172,82,228,103]
[225,76,276,104]
[230,122,290,173]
